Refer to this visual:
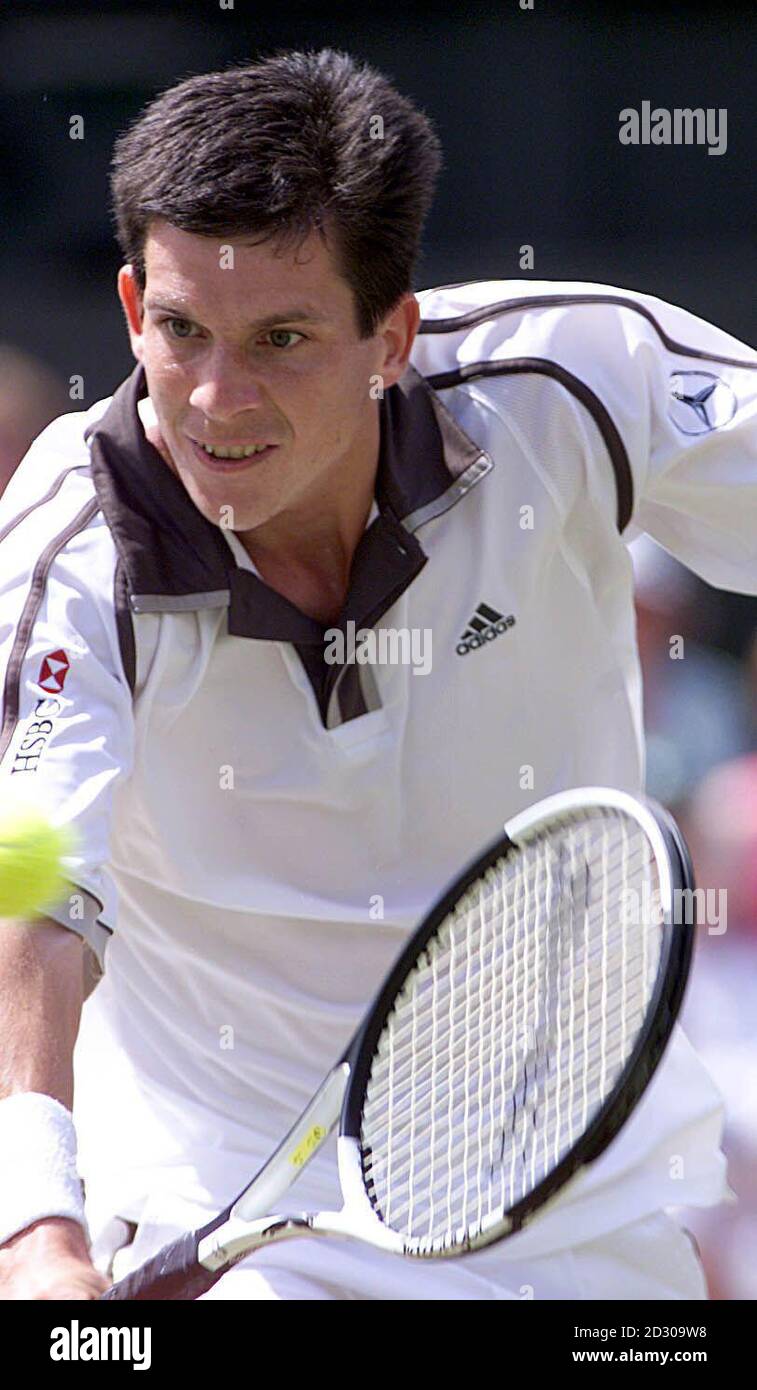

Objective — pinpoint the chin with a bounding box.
[196,490,272,534]
[172,453,282,528]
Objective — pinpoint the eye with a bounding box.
[162,317,200,339]
[265,329,305,350]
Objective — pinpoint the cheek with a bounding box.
[307,360,373,432]
[144,357,191,417]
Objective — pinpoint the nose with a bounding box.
[188,345,267,423]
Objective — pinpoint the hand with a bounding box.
[0,1217,109,1300]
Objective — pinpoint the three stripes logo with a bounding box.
[456,603,516,657]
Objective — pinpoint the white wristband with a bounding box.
[0,1093,88,1248]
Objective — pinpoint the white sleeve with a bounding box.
[558,289,757,593]
[0,486,135,985]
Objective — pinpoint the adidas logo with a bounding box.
[456,602,516,656]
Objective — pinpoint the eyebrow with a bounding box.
[143,299,330,328]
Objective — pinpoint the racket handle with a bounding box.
[100,1231,220,1301]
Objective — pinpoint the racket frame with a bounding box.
[340,786,695,1255]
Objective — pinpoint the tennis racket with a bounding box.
[102,785,695,1300]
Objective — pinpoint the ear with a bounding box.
[117,266,145,362]
[379,293,421,389]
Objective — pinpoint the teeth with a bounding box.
[200,443,269,459]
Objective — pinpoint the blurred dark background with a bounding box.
[1,0,755,1299]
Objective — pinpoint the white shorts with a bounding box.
[95,1207,707,1301]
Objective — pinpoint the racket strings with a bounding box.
[360,808,662,1252]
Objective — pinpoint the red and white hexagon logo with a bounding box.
[37,649,70,694]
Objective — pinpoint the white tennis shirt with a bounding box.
[1,279,755,1293]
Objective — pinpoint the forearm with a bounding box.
[0,918,85,1104]
[0,921,107,1295]
[0,922,85,1220]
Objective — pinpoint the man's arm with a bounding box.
[568,288,756,593]
[0,415,139,1300]
[0,918,107,1299]
[471,282,757,594]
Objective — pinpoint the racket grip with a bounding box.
[100,1231,220,1301]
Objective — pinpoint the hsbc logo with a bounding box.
[37,649,70,695]
[11,649,78,772]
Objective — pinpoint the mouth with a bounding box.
[187,437,279,471]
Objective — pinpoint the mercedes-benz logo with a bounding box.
[668,371,737,435]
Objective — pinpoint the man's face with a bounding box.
[118,220,416,536]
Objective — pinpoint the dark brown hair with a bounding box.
[110,47,443,338]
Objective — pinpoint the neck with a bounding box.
[242,508,372,626]
[237,413,380,625]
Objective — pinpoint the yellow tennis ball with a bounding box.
[0,809,73,919]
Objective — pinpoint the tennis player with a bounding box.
[0,49,755,1301]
